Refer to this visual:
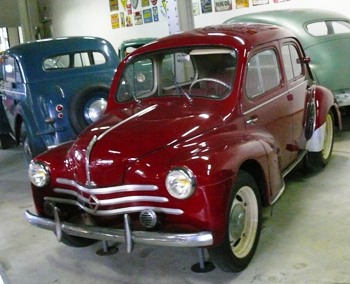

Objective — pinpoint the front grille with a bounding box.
[45,178,184,217]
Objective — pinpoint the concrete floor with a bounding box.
[1,124,350,284]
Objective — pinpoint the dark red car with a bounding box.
[25,23,340,273]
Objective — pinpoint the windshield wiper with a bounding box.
[175,81,192,104]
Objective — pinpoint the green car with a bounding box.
[118,37,156,60]
[225,9,350,108]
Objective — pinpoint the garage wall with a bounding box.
[48,0,350,51]
[194,0,350,27]
[50,0,169,51]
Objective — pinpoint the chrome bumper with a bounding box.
[24,210,213,251]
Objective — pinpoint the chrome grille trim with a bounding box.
[44,197,183,216]
[56,178,158,194]
[54,187,168,205]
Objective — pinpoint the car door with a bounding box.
[2,55,26,130]
[242,44,294,171]
[280,39,309,156]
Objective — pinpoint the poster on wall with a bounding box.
[131,0,139,9]
[152,6,159,21]
[235,0,249,9]
[201,0,213,13]
[120,12,125,27]
[109,0,166,29]
[214,0,232,12]
[143,8,153,23]
[126,15,133,27]
[110,0,119,11]
[253,0,269,5]
[134,11,143,25]
[111,13,120,29]
[142,0,150,6]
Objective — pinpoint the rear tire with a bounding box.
[308,110,334,168]
[209,170,262,272]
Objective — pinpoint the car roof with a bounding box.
[3,36,118,81]
[225,9,350,48]
[128,22,298,58]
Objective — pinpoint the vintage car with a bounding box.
[0,36,119,161]
[25,23,340,273]
[225,9,350,109]
[118,37,156,60]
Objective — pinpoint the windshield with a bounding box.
[116,47,236,103]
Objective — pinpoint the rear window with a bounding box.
[306,20,350,36]
[43,51,106,70]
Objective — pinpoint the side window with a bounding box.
[43,51,106,70]
[282,44,302,81]
[4,56,22,83]
[245,49,281,99]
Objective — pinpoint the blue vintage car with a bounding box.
[0,36,119,161]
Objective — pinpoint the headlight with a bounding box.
[165,167,196,199]
[28,161,50,187]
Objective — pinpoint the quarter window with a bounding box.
[245,49,281,98]
[282,44,302,81]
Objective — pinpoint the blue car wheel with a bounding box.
[69,85,109,134]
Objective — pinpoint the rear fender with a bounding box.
[306,85,339,152]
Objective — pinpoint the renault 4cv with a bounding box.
[25,23,340,273]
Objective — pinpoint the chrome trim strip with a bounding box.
[84,104,158,186]
[85,135,97,186]
[243,81,307,115]
[25,210,213,248]
[56,178,158,194]
[44,197,183,216]
[97,104,158,141]
[243,90,289,115]
[53,188,168,205]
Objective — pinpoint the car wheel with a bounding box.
[209,170,262,272]
[69,86,109,134]
[309,110,334,168]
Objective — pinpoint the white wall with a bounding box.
[51,0,169,51]
[194,0,350,27]
[49,0,350,51]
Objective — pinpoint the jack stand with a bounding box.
[96,240,118,256]
[191,248,215,273]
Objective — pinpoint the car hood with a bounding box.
[68,102,225,186]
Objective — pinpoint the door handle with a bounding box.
[247,116,259,125]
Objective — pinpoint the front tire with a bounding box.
[209,170,262,272]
